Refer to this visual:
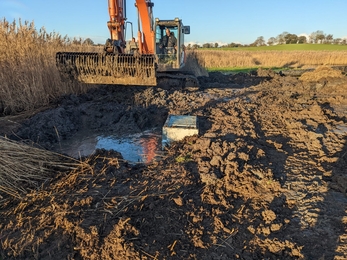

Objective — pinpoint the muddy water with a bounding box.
[54,129,163,163]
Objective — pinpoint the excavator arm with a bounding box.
[56,0,157,86]
[105,0,155,55]
[135,0,155,54]
[55,0,193,86]
[105,0,126,53]
[107,0,126,42]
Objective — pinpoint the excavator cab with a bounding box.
[155,18,190,73]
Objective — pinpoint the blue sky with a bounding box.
[1,0,347,45]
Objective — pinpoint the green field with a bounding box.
[207,44,347,51]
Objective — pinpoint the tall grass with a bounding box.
[193,49,347,71]
[212,44,347,51]
[0,19,96,115]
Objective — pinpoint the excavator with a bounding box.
[56,0,196,86]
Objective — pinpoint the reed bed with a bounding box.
[193,49,347,70]
[0,19,97,115]
[0,137,77,198]
[1,18,347,116]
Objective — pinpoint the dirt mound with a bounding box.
[299,65,344,82]
[1,70,347,259]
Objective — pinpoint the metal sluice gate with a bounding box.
[56,52,157,86]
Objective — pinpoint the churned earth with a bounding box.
[1,66,347,259]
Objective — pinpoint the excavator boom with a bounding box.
[55,0,192,86]
[56,0,157,86]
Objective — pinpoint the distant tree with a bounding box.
[316,33,325,44]
[310,31,317,43]
[253,36,266,46]
[202,43,212,48]
[333,38,342,45]
[284,33,298,44]
[267,37,276,46]
[310,30,324,43]
[214,42,219,48]
[342,39,347,45]
[186,43,192,50]
[83,38,94,45]
[325,34,333,44]
[192,44,200,49]
[227,42,242,48]
[276,31,289,44]
[298,35,307,44]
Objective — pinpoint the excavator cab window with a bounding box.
[156,25,179,65]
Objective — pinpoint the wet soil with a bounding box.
[1,67,347,259]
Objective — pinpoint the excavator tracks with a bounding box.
[56,52,157,86]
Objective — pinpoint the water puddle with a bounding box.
[54,129,163,164]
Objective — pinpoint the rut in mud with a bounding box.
[1,67,347,259]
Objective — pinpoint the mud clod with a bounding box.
[1,67,347,259]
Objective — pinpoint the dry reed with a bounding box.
[0,18,96,115]
[193,50,347,69]
[299,65,345,81]
[2,18,346,116]
[0,137,76,198]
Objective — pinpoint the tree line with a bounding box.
[186,30,347,49]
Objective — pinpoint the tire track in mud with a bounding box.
[245,80,347,259]
[283,111,347,259]
[194,73,347,258]
[1,69,347,259]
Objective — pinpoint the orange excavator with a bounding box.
[56,0,193,86]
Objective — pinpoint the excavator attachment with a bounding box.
[56,52,157,86]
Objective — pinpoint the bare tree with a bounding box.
[267,37,276,46]
[276,31,289,44]
[333,38,341,45]
[325,34,333,44]
[253,36,266,46]
[310,30,324,43]
[316,33,325,44]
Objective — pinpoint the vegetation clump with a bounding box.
[299,66,345,82]
[0,18,95,115]
[0,137,76,199]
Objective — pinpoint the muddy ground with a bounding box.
[1,67,347,259]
